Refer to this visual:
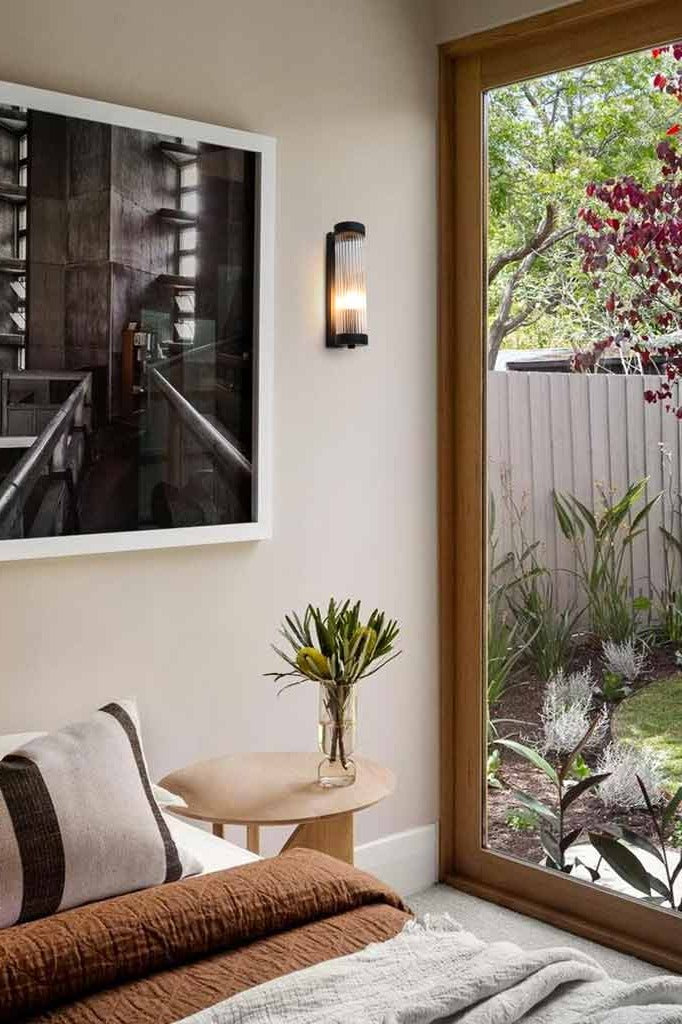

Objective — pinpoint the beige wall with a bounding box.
[0,0,437,846]
[436,0,574,42]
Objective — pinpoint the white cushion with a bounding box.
[0,732,46,756]
[0,700,201,928]
[0,731,187,809]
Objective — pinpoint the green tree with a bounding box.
[488,50,678,369]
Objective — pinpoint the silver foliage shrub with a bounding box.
[602,638,647,681]
[540,667,607,754]
[596,741,666,810]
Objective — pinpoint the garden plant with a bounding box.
[502,474,579,679]
[552,478,659,643]
[589,779,682,910]
[497,719,610,873]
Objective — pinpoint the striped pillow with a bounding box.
[0,699,201,929]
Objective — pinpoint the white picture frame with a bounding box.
[0,81,275,561]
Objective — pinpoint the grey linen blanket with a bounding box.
[180,915,682,1024]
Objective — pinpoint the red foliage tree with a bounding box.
[575,44,682,416]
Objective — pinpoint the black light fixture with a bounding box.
[326,221,367,348]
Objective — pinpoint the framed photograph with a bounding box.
[0,81,275,561]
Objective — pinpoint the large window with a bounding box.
[485,44,682,890]
[439,0,682,973]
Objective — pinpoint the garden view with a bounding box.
[487,43,682,910]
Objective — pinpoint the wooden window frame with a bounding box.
[438,0,682,972]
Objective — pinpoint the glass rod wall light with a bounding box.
[326,221,368,348]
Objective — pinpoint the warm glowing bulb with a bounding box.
[335,289,366,313]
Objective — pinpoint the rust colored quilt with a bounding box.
[0,849,409,1024]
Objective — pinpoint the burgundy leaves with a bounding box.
[653,44,682,105]
[573,44,682,414]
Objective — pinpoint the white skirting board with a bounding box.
[354,823,438,898]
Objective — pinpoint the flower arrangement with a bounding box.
[269,599,400,785]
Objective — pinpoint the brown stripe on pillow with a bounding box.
[0,755,65,922]
[100,702,182,883]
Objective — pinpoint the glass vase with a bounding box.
[317,682,357,787]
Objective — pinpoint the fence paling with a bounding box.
[488,370,681,606]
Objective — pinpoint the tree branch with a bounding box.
[504,299,537,336]
[522,83,551,129]
[488,212,576,369]
[489,203,557,284]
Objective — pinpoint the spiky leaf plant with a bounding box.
[267,599,401,767]
[269,598,401,689]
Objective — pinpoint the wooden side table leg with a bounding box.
[281,813,354,864]
[246,824,260,855]
[212,822,225,839]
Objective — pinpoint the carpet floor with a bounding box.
[407,884,671,981]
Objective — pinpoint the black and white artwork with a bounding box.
[0,82,274,560]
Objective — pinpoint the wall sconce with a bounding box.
[326,221,367,348]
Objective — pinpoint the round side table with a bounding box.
[160,752,395,865]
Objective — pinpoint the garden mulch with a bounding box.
[488,639,680,864]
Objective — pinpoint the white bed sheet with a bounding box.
[164,812,260,874]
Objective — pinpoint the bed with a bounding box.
[0,716,409,1023]
[6,836,682,1024]
[4,719,682,1023]
[0,827,409,1023]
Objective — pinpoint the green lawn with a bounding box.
[613,676,682,788]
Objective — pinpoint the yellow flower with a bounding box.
[296,647,331,679]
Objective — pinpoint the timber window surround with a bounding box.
[439,0,682,975]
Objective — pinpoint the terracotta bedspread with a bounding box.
[0,849,409,1024]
